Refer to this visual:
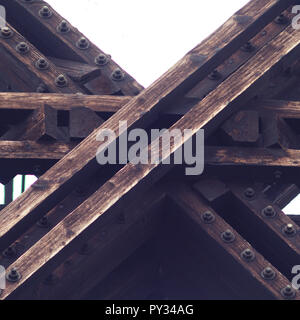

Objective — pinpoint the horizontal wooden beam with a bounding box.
[251,99,300,118]
[0,93,130,113]
[205,146,300,167]
[0,0,295,298]
[0,141,75,159]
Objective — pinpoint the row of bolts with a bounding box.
[0,3,293,297]
[0,5,125,91]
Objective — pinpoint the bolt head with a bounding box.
[241,41,254,52]
[201,211,215,224]
[112,68,125,81]
[16,42,29,54]
[208,70,221,80]
[244,187,255,199]
[39,6,52,18]
[261,267,276,280]
[283,223,297,237]
[55,74,68,87]
[221,229,235,243]
[281,285,296,299]
[76,37,89,50]
[95,53,109,66]
[262,205,276,218]
[57,20,70,33]
[241,248,255,262]
[6,267,21,282]
[0,27,13,38]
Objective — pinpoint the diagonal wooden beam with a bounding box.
[0,22,81,93]
[0,0,296,297]
[0,0,143,96]
[167,183,298,300]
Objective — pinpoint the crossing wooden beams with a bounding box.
[0,0,143,96]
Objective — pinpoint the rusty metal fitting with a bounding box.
[262,205,276,218]
[39,6,52,18]
[2,245,16,259]
[95,53,109,66]
[261,267,276,280]
[241,248,255,262]
[274,14,288,25]
[244,187,255,199]
[35,58,49,70]
[111,68,125,81]
[16,42,30,54]
[36,83,48,93]
[76,37,89,50]
[281,285,296,299]
[57,20,70,33]
[282,223,297,237]
[208,70,221,80]
[6,268,21,282]
[55,74,68,87]
[37,216,50,228]
[201,211,215,224]
[240,41,254,52]
[221,229,235,243]
[0,27,13,38]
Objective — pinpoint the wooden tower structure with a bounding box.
[0,0,300,300]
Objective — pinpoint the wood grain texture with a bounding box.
[0,0,296,298]
[1,0,143,96]
[167,183,298,300]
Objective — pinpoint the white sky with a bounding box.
[2,0,299,214]
[47,0,249,87]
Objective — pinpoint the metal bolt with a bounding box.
[261,267,276,280]
[76,37,89,50]
[16,42,29,54]
[274,170,282,179]
[55,74,68,87]
[241,248,255,262]
[0,27,13,38]
[221,229,235,243]
[57,20,70,33]
[282,223,297,237]
[37,216,50,228]
[6,268,21,282]
[111,68,125,81]
[35,58,49,70]
[36,83,48,93]
[2,245,16,259]
[39,6,52,18]
[275,14,288,25]
[262,205,276,218]
[208,70,221,80]
[201,211,215,224]
[281,285,296,299]
[240,41,254,52]
[95,53,109,66]
[244,187,255,199]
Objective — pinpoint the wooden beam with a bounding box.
[1,0,143,96]
[205,146,300,167]
[0,141,74,159]
[225,182,300,279]
[0,23,81,93]
[251,99,300,118]
[0,0,296,297]
[1,105,69,141]
[167,183,297,300]
[48,57,101,84]
[0,93,130,113]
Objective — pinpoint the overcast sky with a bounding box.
[2,0,299,214]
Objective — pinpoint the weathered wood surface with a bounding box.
[0,92,130,112]
[48,57,102,83]
[1,4,299,298]
[1,105,69,141]
[226,182,300,279]
[0,23,81,93]
[0,141,74,159]
[205,146,300,167]
[167,183,298,300]
[251,99,300,118]
[1,0,143,96]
